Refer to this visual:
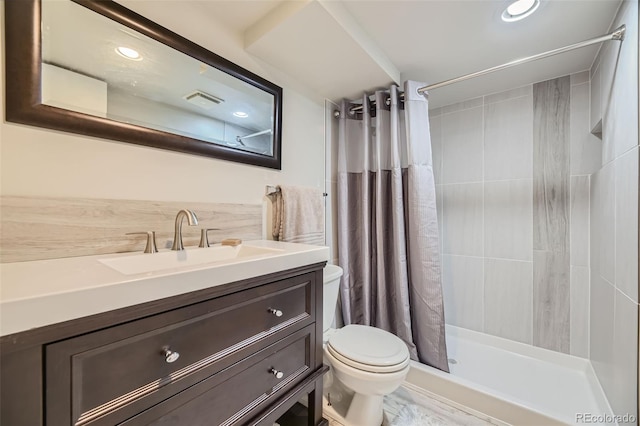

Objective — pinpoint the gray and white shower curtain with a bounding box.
[337,81,449,372]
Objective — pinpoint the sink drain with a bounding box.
[448,358,458,364]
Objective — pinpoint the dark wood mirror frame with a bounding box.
[4,0,283,169]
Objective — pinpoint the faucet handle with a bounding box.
[126,231,158,254]
[199,228,220,248]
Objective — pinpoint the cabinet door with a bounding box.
[120,326,315,426]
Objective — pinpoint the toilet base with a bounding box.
[345,393,384,425]
[323,382,389,426]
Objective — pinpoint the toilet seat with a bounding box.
[327,325,410,373]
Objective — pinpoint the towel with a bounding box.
[272,185,324,245]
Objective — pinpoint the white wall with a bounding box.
[1,1,325,216]
[41,63,108,118]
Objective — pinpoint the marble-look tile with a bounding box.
[441,107,483,184]
[611,290,639,417]
[483,179,532,261]
[570,176,589,267]
[483,95,533,180]
[570,70,589,86]
[590,52,599,79]
[442,183,483,256]
[599,42,622,164]
[442,255,483,331]
[533,76,570,255]
[599,41,617,126]
[569,266,589,358]
[589,274,615,400]
[570,83,602,175]
[615,147,639,302]
[533,250,570,353]
[593,163,616,285]
[441,97,483,115]
[590,63,602,133]
[430,107,443,117]
[610,0,638,160]
[430,114,443,184]
[484,258,533,344]
[322,411,345,426]
[589,167,603,278]
[483,84,532,105]
[385,385,497,425]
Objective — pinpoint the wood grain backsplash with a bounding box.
[0,196,262,263]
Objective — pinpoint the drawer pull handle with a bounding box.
[268,308,283,317]
[162,347,180,363]
[270,368,284,379]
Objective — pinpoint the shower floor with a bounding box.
[406,325,614,425]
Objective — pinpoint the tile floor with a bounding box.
[321,384,499,426]
[276,384,500,426]
[381,385,500,426]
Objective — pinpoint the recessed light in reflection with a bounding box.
[115,46,142,60]
[501,0,540,22]
[233,111,249,118]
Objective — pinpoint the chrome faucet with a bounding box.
[171,209,198,251]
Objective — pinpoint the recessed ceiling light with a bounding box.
[233,111,249,118]
[115,46,142,60]
[502,0,540,22]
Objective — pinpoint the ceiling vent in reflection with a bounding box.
[183,90,225,110]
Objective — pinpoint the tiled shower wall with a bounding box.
[430,72,600,356]
[431,1,638,417]
[588,0,638,417]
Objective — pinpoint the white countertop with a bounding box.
[0,240,329,336]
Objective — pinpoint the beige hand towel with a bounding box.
[272,185,324,245]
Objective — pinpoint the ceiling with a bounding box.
[199,0,622,107]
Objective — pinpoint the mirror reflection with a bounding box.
[41,0,275,156]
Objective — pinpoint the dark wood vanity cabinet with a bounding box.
[0,262,328,426]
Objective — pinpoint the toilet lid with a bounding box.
[327,325,410,369]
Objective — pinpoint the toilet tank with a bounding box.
[323,264,343,332]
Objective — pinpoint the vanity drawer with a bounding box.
[120,325,315,426]
[46,272,316,426]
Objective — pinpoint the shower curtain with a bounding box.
[337,81,448,372]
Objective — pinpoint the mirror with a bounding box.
[5,0,283,169]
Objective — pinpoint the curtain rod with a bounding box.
[334,25,625,118]
[236,128,272,143]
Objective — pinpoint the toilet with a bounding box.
[322,264,410,426]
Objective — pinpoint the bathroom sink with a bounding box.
[1,240,329,336]
[99,244,285,275]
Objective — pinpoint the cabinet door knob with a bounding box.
[268,308,283,317]
[162,347,180,363]
[270,368,284,379]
